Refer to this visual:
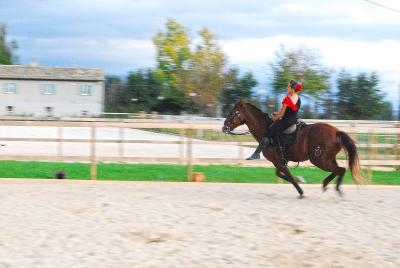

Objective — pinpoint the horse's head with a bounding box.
[222,99,247,134]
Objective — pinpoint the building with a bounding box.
[0,64,104,117]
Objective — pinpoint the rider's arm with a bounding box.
[273,104,287,120]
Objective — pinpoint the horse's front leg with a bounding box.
[275,165,304,198]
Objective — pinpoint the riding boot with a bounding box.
[276,137,288,167]
[246,137,270,160]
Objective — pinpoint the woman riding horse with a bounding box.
[247,79,303,166]
[222,89,361,197]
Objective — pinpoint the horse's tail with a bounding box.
[337,131,362,185]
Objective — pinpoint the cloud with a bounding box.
[16,36,155,73]
[2,0,400,40]
[1,0,399,104]
[221,35,400,71]
[221,35,400,101]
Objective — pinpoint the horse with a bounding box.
[222,99,361,198]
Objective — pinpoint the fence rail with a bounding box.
[0,117,399,180]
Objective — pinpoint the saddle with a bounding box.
[271,120,306,166]
[271,120,305,146]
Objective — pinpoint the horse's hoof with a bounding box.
[246,155,260,160]
[322,186,328,192]
[298,194,305,199]
[336,188,343,197]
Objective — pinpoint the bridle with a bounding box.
[224,109,249,135]
[224,107,271,136]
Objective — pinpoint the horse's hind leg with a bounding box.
[320,160,345,196]
[335,165,346,196]
[322,173,337,192]
[275,167,304,198]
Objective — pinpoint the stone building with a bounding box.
[0,64,104,117]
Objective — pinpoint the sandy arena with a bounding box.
[0,179,399,268]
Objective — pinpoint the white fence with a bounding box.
[0,116,399,180]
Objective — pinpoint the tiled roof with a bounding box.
[0,65,104,81]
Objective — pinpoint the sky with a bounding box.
[1,0,399,107]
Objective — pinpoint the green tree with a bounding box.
[320,88,336,119]
[191,27,226,116]
[0,24,18,64]
[220,68,257,115]
[105,70,173,114]
[270,46,330,96]
[125,69,163,112]
[153,19,192,91]
[153,87,187,115]
[153,19,230,115]
[104,75,124,112]
[336,70,392,120]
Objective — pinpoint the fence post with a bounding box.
[395,132,400,171]
[397,132,400,161]
[57,123,63,160]
[179,128,185,164]
[90,125,97,180]
[186,128,193,182]
[366,133,373,183]
[367,133,373,160]
[118,127,124,162]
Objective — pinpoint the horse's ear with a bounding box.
[237,99,246,107]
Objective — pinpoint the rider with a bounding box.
[246,79,302,165]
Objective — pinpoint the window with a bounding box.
[45,106,53,116]
[42,84,56,95]
[6,106,13,113]
[79,84,92,96]
[4,83,17,94]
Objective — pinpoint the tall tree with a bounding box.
[320,88,336,119]
[153,19,192,92]
[336,70,393,120]
[270,46,330,96]
[0,24,18,65]
[220,68,257,115]
[153,20,230,115]
[191,27,226,116]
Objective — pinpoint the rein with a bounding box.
[226,109,268,136]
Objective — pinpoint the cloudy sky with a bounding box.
[1,0,399,106]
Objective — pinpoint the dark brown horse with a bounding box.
[222,99,361,198]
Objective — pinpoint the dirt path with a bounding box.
[0,179,399,268]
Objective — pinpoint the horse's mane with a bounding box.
[245,102,268,116]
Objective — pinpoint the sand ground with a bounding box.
[0,179,399,268]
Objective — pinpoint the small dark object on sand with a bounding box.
[54,171,66,179]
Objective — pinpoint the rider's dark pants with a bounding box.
[265,119,292,138]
